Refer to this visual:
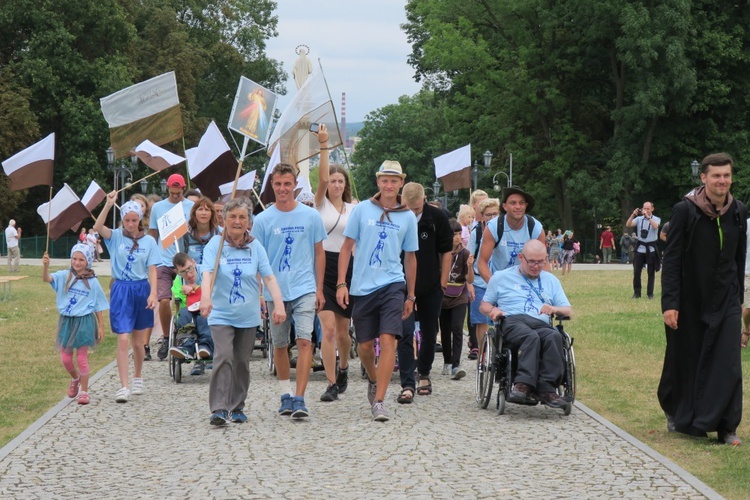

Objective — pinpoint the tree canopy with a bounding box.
[353,0,750,235]
[0,0,284,235]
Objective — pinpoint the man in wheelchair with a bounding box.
[480,240,572,408]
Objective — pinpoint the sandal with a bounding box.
[741,331,750,348]
[397,388,414,404]
[417,377,432,396]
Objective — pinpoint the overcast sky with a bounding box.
[264,0,422,123]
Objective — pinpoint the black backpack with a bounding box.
[493,214,535,248]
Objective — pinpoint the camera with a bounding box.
[636,208,643,215]
[309,122,320,133]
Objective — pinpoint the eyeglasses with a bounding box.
[483,211,500,219]
[521,254,546,267]
[178,265,196,277]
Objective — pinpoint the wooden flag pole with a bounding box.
[45,186,53,254]
[209,136,250,291]
[251,187,266,211]
[114,169,162,195]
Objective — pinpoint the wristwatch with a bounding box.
[406,295,417,303]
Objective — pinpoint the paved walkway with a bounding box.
[0,259,717,498]
[0,347,719,498]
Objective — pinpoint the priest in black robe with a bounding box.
[659,152,746,446]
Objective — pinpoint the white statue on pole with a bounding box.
[293,45,313,90]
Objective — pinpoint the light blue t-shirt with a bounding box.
[487,216,544,273]
[183,227,222,265]
[343,200,419,296]
[484,266,570,324]
[149,198,195,266]
[201,235,272,328]
[251,203,326,302]
[50,270,109,317]
[104,229,161,281]
[468,222,486,289]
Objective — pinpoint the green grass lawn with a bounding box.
[0,265,117,447]
[0,265,748,497]
[559,269,750,500]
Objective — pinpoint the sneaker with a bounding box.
[77,392,90,405]
[320,383,339,402]
[537,391,567,409]
[144,345,152,361]
[67,377,80,398]
[132,377,144,395]
[647,295,654,300]
[468,348,478,360]
[435,343,443,353]
[157,339,169,360]
[169,346,191,360]
[291,396,309,419]
[367,378,378,405]
[230,409,248,423]
[451,366,466,380]
[210,410,229,426]
[115,387,130,403]
[441,364,451,376]
[508,382,531,404]
[198,347,212,359]
[278,394,294,416]
[335,366,349,394]
[632,293,641,299]
[371,401,391,422]
[718,430,742,446]
[191,361,206,376]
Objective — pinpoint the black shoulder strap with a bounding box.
[493,214,535,248]
[473,222,483,261]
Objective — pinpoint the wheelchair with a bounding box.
[167,307,214,384]
[476,315,576,416]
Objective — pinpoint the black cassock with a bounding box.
[659,198,746,435]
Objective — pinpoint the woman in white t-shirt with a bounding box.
[313,124,354,403]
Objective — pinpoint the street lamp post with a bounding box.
[433,180,441,202]
[106,147,139,227]
[690,159,700,184]
[160,178,168,195]
[472,150,494,192]
[492,172,510,192]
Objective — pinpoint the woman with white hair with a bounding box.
[94,191,159,403]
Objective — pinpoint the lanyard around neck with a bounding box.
[519,268,545,303]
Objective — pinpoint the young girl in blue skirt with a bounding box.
[42,244,108,405]
[94,193,159,403]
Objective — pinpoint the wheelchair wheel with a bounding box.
[478,329,495,409]
[267,340,275,375]
[563,333,576,403]
[349,324,358,359]
[174,358,182,383]
[261,318,269,358]
[497,388,506,415]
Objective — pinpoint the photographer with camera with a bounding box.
[626,202,661,299]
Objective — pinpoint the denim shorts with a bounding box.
[470,285,490,326]
[267,292,316,347]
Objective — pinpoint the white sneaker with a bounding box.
[451,366,466,380]
[132,378,144,395]
[198,347,212,359]
[115,387,130,403]
[441,364,451,376]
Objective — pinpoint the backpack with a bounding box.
[493,214,536,248]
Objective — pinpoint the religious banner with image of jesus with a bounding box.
[228,77,278,146]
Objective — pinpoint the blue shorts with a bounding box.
[470,285,490,326]
[110,279,154,334]
[351,281,405,343]
[267,292,316,348]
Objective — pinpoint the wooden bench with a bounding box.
[0,275,28,300]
